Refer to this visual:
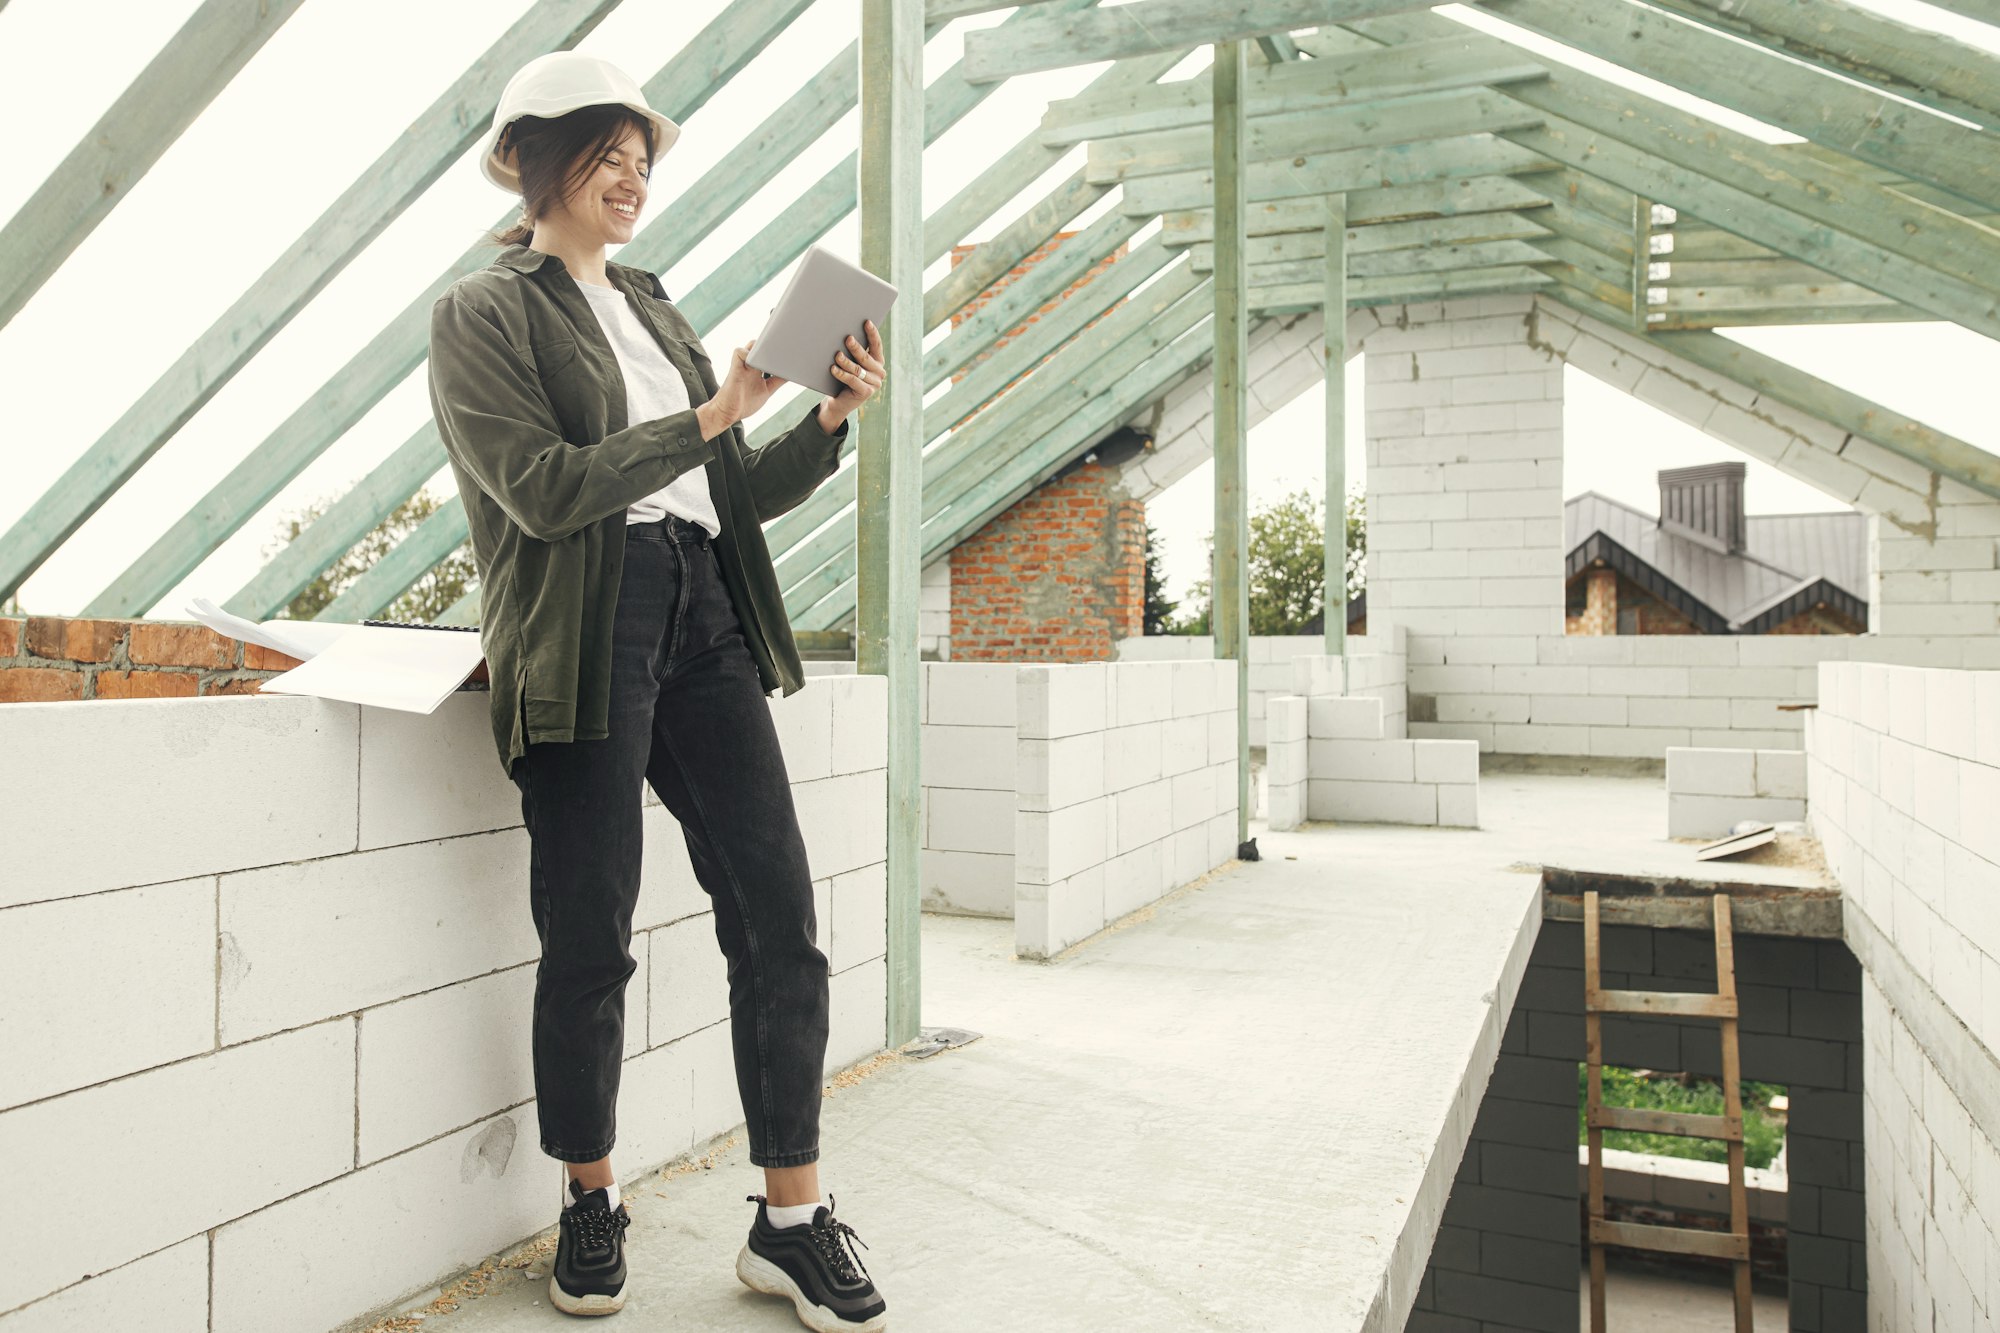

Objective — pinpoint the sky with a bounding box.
[0,0,1996,617]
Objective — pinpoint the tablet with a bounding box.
[744,245,899,398]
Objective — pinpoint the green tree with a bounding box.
[1142,522,1179,634]
[1173,485,1367,636]
[266,488,478,624]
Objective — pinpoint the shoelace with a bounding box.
[571,1201,630,1254]
[744,1192,874,1285]
[808,1193,872,1285]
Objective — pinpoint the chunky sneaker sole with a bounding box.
[549,1278,626,1317]
[735,1244,887,1333]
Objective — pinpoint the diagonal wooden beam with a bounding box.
[39,0,759,617]
[961,0,1444,81]
[316,499,469,623]
[1474,0,2000,214]
[0,0,308,331]
[1652,327,2000,500]
[1040,34,1546,145]
[1644,0,2000,128]
[1345,11,2000,337]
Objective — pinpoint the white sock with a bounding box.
[766,1198,821,1229]
[565,1171,620,1213]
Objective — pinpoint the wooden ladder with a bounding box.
[1583,891,1753,1332]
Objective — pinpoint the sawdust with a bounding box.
[352,1050,912,1331]
[1669,830,1830,876]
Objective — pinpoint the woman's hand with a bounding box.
[697,341,786,441]
[816,319,886,433]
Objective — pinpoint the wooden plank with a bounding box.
[1715,894,1754,1331]
[1480,0,2000,213]
[1233,238,1548,285]
[1632,196,1651,331]
[1540,275,1642,332]
[1041,35,1547,145]
[1324,194,1347,661]
[1214,39,1251,850]
[1660,281,1902,315]
[315,499,468,624]
[1352,12,2000,333]
[1184,210,1550,266]
[68,0,797,619]
[929,48,1187,260]
[1590,988,1739,1018]
[1588,1105,1742,1141]
[922,167,1107,330]
[1121,134,1558,214]
[227,427,445,620]
[786,270,1215,621]
[1645,329,2000,503]
[961,0,1446,81]
[0,0,308,331]
[1084,88,1544,183]
[677,0,1048,335]
[1160,176,1551,242]
[1591,1219,1752,1262]
[1252,263,1552,312]
[769,243,1191,585]
[1645,0,2000,127]
[1651,304,1929,330]
[1531,233,1633,292]
[858,0,926,1048]
[1585,891,1607,1333]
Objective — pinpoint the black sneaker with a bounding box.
[736,1193,888,1331]
[551,1176,631,1316]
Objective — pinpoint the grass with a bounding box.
[1578,1064,1787,1170]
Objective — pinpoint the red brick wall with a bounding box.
[949,462,1143,662]
[0,615,302,703]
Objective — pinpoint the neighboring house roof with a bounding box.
[1563,492,1867,631]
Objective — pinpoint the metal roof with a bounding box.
[1565,491,1866,629]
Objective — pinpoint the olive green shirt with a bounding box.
[427,243,845,779]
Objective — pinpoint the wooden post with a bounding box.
[1323,193,1347,662]
[858,0,924,1049]
[1633,194,1651,331]
[1212,39,1251,852]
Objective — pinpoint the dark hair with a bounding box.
[486,104,656,247]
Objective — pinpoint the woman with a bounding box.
[425,51,889,1331]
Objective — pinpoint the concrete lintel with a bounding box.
[1539,865,1843,939]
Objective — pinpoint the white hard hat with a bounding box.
[479,51,681,196]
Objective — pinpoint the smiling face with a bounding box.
[532,120,652,250]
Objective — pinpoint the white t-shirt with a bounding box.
[575,279,722,535]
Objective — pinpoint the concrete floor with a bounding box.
[382,772,1782,1333]
[1584,1265,1789,1330]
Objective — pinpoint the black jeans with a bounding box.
[511,512,830,1168]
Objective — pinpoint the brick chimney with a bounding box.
[1658,461,1746,553]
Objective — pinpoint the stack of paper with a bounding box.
[186,598,486,715]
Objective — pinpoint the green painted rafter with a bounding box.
[0,0,308,331]
[73,0,806,621]
[961,0,1445,81]
[1121,134,1558,214]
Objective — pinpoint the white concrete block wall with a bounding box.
[920,551,951,659]
[919,662,1019,917]
[1266,695,1307,831]
[1013,662,1238,959]
[1806,662,2000,1333]
[1113,633,1331,746]
[0,679,891,1332]
[1361,295,1566,643]
[1664,746,1807,838]
[1405,631,1999,759]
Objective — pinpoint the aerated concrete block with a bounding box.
[0,876,215,1112]
[1309,695,1386,740]
[358,692,522,850]
[0,1019,353,1317]
[357,963,537,1165]
[0,1235,207,1333]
